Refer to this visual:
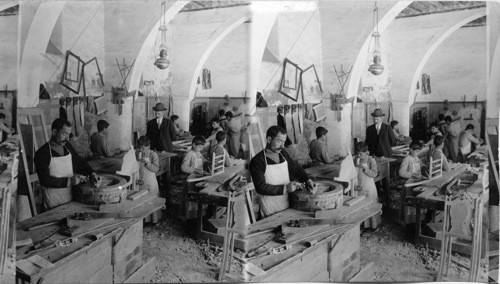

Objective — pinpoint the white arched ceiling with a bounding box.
[407,11,487,105]
[18,1,66,107]
[187,13,252,102]
[128,1,189,94]
[0,1,18,12]
[346,1,411,104]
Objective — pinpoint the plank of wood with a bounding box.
[16,258,41,276]
[315,197,371,219]
[281,224,330,243]
[15,238,33,247]
[245,262,266,276]
[28,255,54,269]
[123,257,157,283]
[489,250,499,257]
[348,262,375,282]
[127,189,149,201]
[66,217,114,237]
[99,193,155,212]
[344,195,365,207]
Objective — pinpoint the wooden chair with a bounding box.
[219,176,256,281]
[211,151,225,176]
[437,193,483,281]
[428,156,443,179]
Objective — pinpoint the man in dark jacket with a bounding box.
[146,103,177,152]
[365,108,396,158]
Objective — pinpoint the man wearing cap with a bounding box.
[309,126,335,165]
[365,108,396,158]
[146,103,177,153]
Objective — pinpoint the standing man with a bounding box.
[225,111,242,157]
[446,112,462,162]
[146,103,177,153]
[90,120,122,159]
[365,108,396,158]
[34,118,100,210]
[249,126,316,218]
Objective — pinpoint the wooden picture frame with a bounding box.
[60,51,84,94]
[313,103,326,122]
[82,57,105,97]
[301,64,323,98]
[94,95,107,115]
[279,58,302,102]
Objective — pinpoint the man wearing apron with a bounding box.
[249,126,316,218]
[459,124,483,162]
[34,118,99,210]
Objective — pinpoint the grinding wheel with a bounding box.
[290,181,343,212]
[73,174,128,205]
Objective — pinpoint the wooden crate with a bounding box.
[329,225,360,282]
[112,221,143,283]
[41,238,112,283]
[254,225,360,282]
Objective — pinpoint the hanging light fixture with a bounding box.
[154,1,170,69]
[368,2,384,76]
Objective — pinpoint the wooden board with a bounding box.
[349,262,375,282]
[344,195,365,207]
[66,217,115,237]
[127,189,148,201]
[123,257,156,283]
[281,224,330,243]
[41,237,112,284]
[112,221,143,283]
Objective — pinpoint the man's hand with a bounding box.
[71,175,82,186]
[306,179,317,194]
[194,169,208,176]
[90,173,102,188]
[286,182,298,193]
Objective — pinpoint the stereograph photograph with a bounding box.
[0,1,499,284]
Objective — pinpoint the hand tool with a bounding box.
[288,218,338,227]
[27,221,59,231]
[72,211,122,220]
[30,238,78,254]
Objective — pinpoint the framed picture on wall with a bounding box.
[82,57,104,97]
[301,64,323,99]
[313,102,326,122]
[279,58,302,101]
[60,51,84,94]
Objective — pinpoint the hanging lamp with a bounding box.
[154,1,170,69]
[368,2,384,76]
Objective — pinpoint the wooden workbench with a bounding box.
[305,157,396,191]
[15,198,164,284]
[88,151,177,177]
[414,164,488,255]
[236,203,381,282]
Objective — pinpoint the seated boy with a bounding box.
[399,141,423,181]
[181,136,208,175]
[211,131,234,167]
[430,135,452,172]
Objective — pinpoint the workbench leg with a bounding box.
[196,202,203,240]
[415,205,421,243]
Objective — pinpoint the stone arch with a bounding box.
[18,1,66,107]
[408,11,487,105]
[0,1,18,12]
[346,1,411,103]
[187,14,252,102]
[127,1,189,94]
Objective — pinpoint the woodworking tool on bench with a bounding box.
[30,237,78,254]
[72,212,123,220]
[245,226,284,258]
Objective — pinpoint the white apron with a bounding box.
[137,150,161,223]
[260,151,290,217]
[43,143,74,210]
[357,157,381,229]
[460,143,472,156]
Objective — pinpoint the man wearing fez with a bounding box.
[146,103,177,153]
[365,108,396,158]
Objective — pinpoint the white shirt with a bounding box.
[375,123,381,134]
[157,117,163,128]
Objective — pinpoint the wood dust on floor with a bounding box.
[143,214,488,282]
